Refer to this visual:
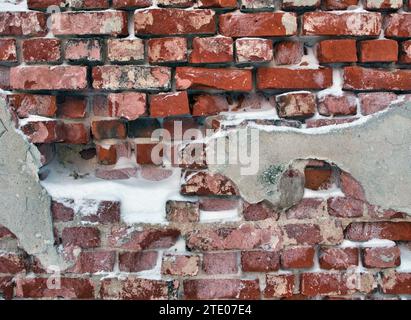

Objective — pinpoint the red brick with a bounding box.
[199,198,239,211]
[257,68,332,90]
[323,0,358,9]
[306,118,358,128]
[95,168,138,180]
[274,41,303,65]
[302,12,381,36]
[0,276,14,300]
[319,247,359,270]
[69,251,116,274]
[358,92,397,115]
[51,200,75,222]
[158,0,194,6]
[190,36,233,64]
[202,252,238,275]
[162,254,200,276]
[107,39,144,63]
[318,93,357,116]
[241,251,280,272]
[317,39,357,63]
[112,0,152,8]
[0,39,16,62]
[91,120,127,140]
[385,13,411,38]
[276,92,316,118]
[339,172,366,201]
[65,39,102,63]
[8,94,57,118]
[141,166,173,181]
[22,38,61,63]
[286,198,327,219]
[109,226,180,250]
[96,144,117,165]
[21,120,64,143]
[281,246,315,269]
[119,251,158,272]
[283,223,323,245]
[0,12,47,36]
[362,247,400,268]
[92,65,171,90]
[236,38,273,63]
[381,272,411,294]
[301,272,376,296]
[184,279,260,300]
[135,9,215,35]
[343,66,411,91]
[186,224,282,251]
[0,67,10,90]
[328,197,364,218]
[62,123,90,144]
[176,67,252,91]
[100,278,177,300]
[192,94,230,116]
[28,0,109,9]
[166,200,200,223]
[108,92,147,120]
[162,116,203,140]
[148,37,187,63]
[135,142,163,165]
[359,39,398,63]
[62,227,100,248]
[11,66,87,91]
[282,0,320,8]
[400,40,411,63]
[264,274,295,298]
[181,172,238,196]
[81,201,121,224]
[57,96,87,119]
[150,91,190,117]
[50,11,128,36]
[243,201,279,221]
[17,278,94,299]
[0,253,26,274]
[128,117,161,138]
[0,226,15,239]
[305,166,333,191]
[198,0,237,7]
[36,144,55,166]
[345,222,411,241]
[219,12,297,37]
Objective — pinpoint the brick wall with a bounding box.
[1,0,411,300]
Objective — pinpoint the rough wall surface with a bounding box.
[0,0,411,300]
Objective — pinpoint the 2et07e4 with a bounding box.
[201,304,252,315]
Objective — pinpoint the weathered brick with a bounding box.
[358,92,398,115]
[400,40,411,64]
[181,172,238,196]
[282,0,320,9]
[343,66,411,91]
[62,227,101,248]
[317,39,357,63]
[0,67,10,90]
[91,120,127,140]
[340,171,366,201]
[199,198,239,211]
[203,252,238,274]
[112,0,152,8]
[8,94,57,118]
[243,201,279,221]
[10,66,87,91]
[281,246,315,269]
[22,38,61,63]
[274,41,303,65]
[318,93,357,116]
[65,39,102,63]
[96,144,118,165]
[362,247,401,268]
[283,223,322,245]
[286,198,327,219]
[163,254,200,276]
[381,271,411,294]
[0,253,26,274]
[51,200,75,222]
[135,142,163,165]
[135,9,215,35]
[108,92,147,120]
[21,120,64,143]
[166,200,200,223]
[92,66,171,90]
[276,92,316,118]
[150,91,190,117]
[63,123,90,144]
[198,0,237,7]
[328,197,364,218]
[184,279,260,299]
[190,36,233,64]
[241,251,280,272]
[257,68,333,90]
[359,39,398,63]
[385,13,411,38]
[148,37,187,63]
[69,251,116,274]
[306,118,358,128]
[28,0,110,9]
[0,277,14,300]
[107,39,144,63]
[319,247,359,270]
[158,0,194,7]
[345,222,411,241]
[81,200,121,224]
[0,12,47,36]
[57,96,87,119]
[302,12,382,36]
[192,94,230,116]
[323,0,358,9]
[119,251,158,272]
[128,117,161,138]
[175,67,252,91]
[263,274,295,298]
[236,38,273,63]
[0,39,16,62]
[305,166,332,190]
[50,11,128,36]
[219,12,297,37]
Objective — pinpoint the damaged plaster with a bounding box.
[208,102,411,214]
[0,96,68,270]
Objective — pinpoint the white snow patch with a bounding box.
[397,245,411,272]
[200,208,240,223]
[0,0,28,11]
[339,239,397,248]
[303,185,345,199]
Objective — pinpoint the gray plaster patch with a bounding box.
[0,96,68,270]
[208,102,411,214]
